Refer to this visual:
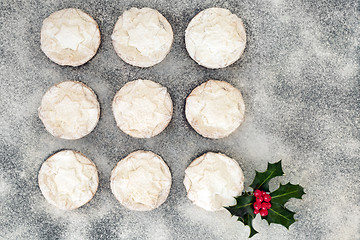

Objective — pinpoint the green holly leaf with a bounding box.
[224,192,258,238]
[249,160,284,192]
[225,193,255,216]
[242,214,258,238]
[270,183,305,206]
[264,202,296,229]
[224,160,305,238]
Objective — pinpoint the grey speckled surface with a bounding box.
[0,0,359,239]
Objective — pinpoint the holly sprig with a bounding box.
[225,160,305,238]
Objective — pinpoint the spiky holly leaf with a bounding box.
[225,160,305,238]
[242,214,258,238]
[249,161,284,192]
[225,192,258,237]
[264,202,295,229]
[271,183,305,206]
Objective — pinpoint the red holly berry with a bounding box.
[253,201,262,211]
[253,209,260,214]
[260,209,268,217]
[262,202,271,209]
[263,194,271,202]
[262,191,266,196]
[256,196,263,202]
[254,190,262,197]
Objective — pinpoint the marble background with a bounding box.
[0,0,359,239]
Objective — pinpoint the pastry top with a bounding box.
[110,150,172,211]
[183,152,244,211]
[38,81,100,140]
[112,79,173,138]
[38,150,99,210]
[185,8,246,69]
[112,7,173,67]
[185,80,245,139]
[41,8,101,66]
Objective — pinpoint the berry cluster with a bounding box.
[253,189,271,216]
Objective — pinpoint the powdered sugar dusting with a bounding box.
[0,174,9,196]
[0,0,359,239]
